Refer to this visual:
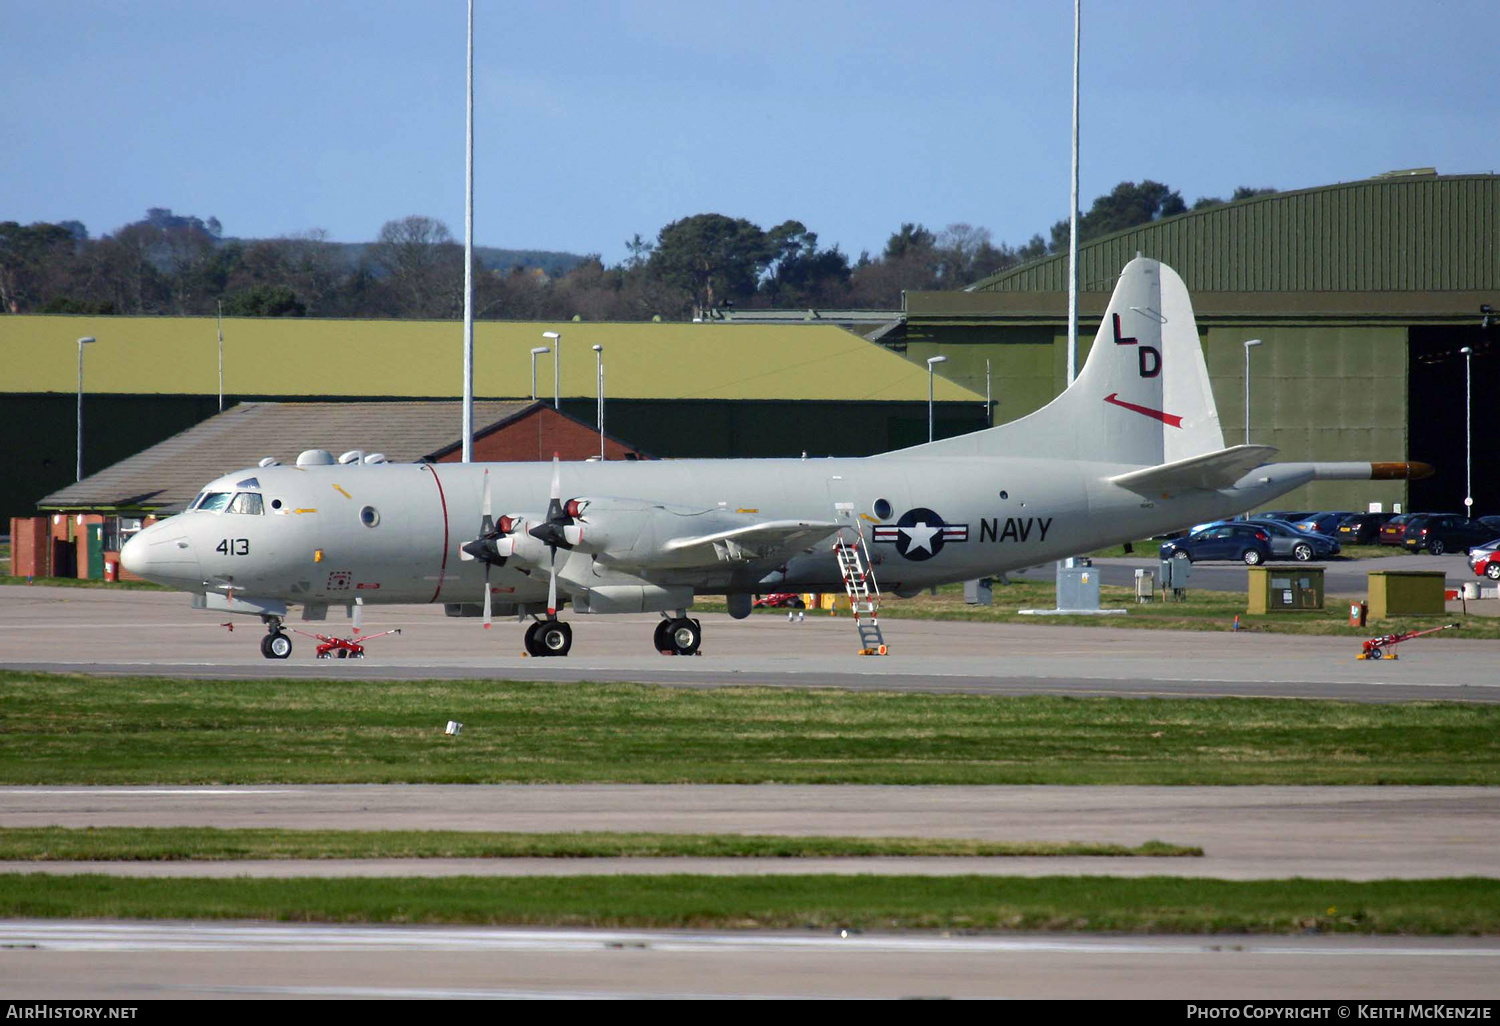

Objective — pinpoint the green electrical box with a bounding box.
[1247,566,1325,613]
[1366,570,1445,619]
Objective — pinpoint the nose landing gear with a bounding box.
[259,616,292,659]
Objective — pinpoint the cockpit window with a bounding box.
[189,491,208,510]
[236,477,261,489]
[196,492,232,513]
[228,492,264,515]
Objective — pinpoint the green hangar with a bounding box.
[897,171,1499,516]
[0,318,986,523]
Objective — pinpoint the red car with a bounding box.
[1378,513,1421,546]
[1471,545,1500,581]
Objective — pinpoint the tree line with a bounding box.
[0,181,1276,321]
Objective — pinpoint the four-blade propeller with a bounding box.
[459,457,586,625]
[526,456,584,617]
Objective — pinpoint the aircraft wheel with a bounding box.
[524,621,543,657]
[653,618,673,653]
[537,620,572,657]
[261,632,292,660]
[664,617,702,656]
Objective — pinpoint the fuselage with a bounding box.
[122,453,1301,613]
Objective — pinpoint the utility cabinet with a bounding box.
[1247,566,1325,613]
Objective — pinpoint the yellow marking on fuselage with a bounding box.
[333,484,352,499]
[736,508,759,514]
[294,508,318,514]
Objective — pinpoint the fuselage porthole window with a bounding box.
[360,505,380,528]
[271,499,283,510]
[228,492,264,515]
[873,498,892,520]
[197,492,232,514]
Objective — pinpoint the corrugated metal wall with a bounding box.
[974,175,1500,294]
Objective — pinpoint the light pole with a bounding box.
[985,358,993,427]
[1242,339,1263,446]
[592,344,604,459]
[529,346,550,401]
[216,300,224,413]
[76,336,97,481]
[1461,346,1473,517]
[926,355,947,443]
[543,331,560,409]
[460,0,475,463]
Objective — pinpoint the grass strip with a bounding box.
[4,672,1498,785]
[0,575,168,591]
[704,580,1500,638]
[2,874,1496,935]
[0,828,1198,861]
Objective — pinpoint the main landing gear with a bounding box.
[524,618,572,657]
[654,614,702,656]
[259,616,292,660]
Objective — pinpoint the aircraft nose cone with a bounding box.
[120,522,200,587]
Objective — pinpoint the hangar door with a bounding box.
[1408,326,1498,517]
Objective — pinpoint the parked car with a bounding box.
[1470,541,1500,580]
[1159,523,1273,565]
[1402,514,1500,555]
[1378,513,1423,546]
[1258,510,1313,524]
[1242,519,1342,561]
[1335,512,1397,545]
[753,592,805,608]
[1291,511,1356,537]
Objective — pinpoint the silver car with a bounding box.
[1242,519,1341,561]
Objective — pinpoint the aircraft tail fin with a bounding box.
[896,256,1225,467]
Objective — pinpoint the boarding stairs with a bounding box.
[835,531,887,655]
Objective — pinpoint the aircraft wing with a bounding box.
[1108,445,1279,494]
[661,519,841,561]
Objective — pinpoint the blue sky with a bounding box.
[5,1,1496,263]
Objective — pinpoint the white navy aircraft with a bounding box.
[121,257,1425,659]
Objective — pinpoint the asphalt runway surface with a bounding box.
[7,921,1500,999]
[2,583,1499,702]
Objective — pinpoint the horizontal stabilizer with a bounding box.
[663,519,840,555]
[1108,445,1279,494]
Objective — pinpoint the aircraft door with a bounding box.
[823,474,860,547]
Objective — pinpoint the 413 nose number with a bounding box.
[215,539,251,555]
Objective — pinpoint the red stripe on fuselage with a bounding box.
[425,464,451,602]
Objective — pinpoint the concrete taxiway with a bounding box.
[2,584,1498,701]
[7,921,1500,999]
